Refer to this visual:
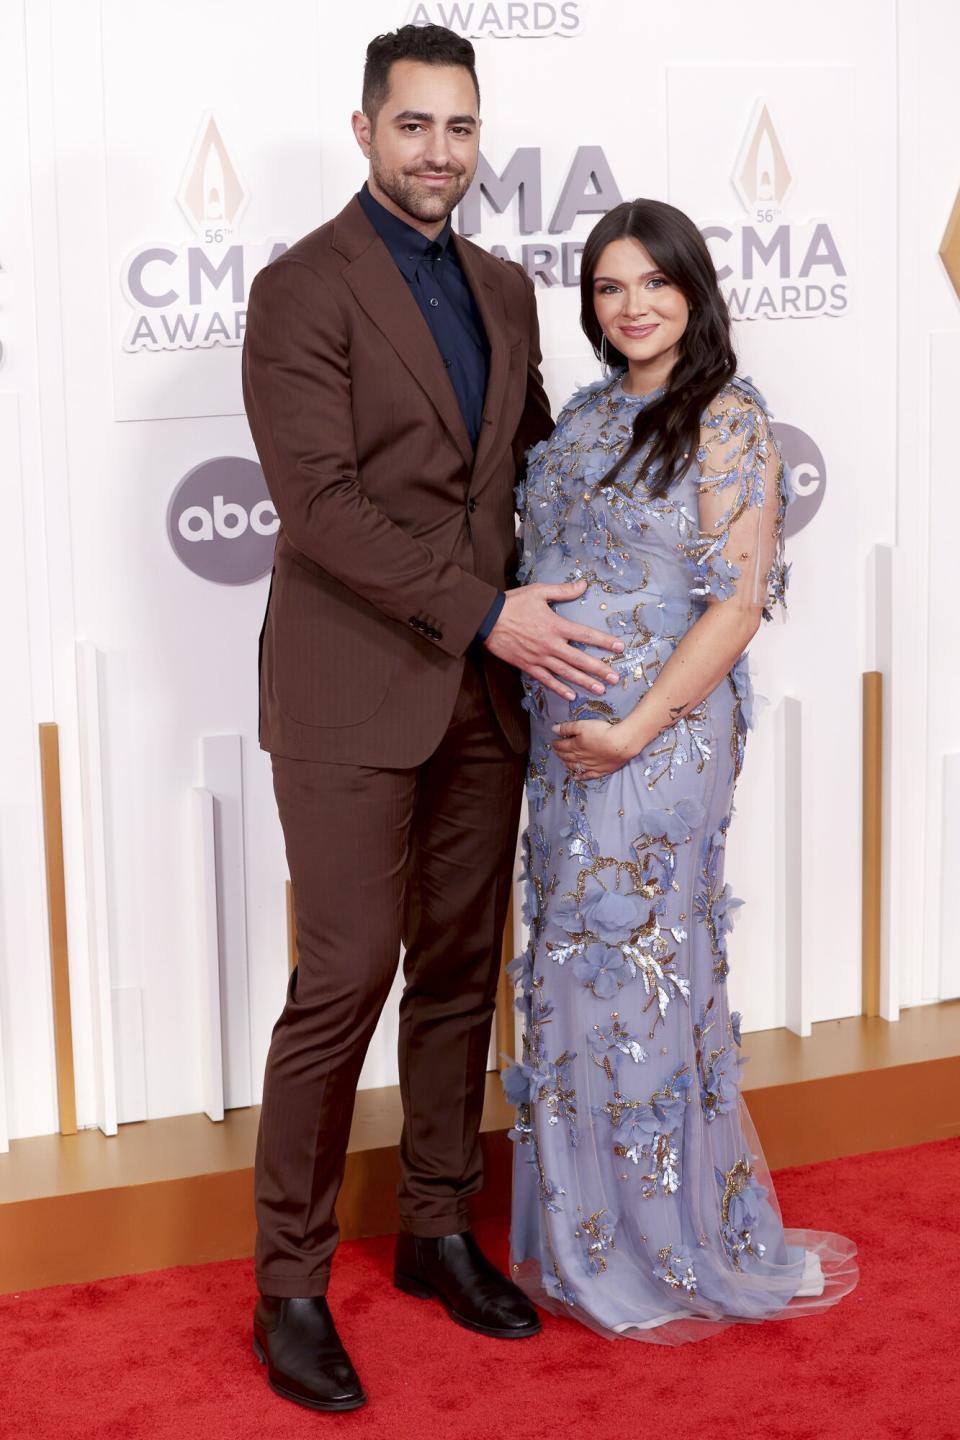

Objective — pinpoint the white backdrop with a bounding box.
[1,0,957,1144]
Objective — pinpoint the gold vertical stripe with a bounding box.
[286,879,298,977]
[38,723,77,1135]
[494,890,516,1071]
[862,672,883,1017]
[938,187,960,301]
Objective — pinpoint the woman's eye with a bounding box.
[597,284,620,295]
[647,277,667,289]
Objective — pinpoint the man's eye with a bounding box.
[402,124,425,133]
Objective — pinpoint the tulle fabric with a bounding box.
[513,1098,859,1345]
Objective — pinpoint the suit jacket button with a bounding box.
[467,497,477,513]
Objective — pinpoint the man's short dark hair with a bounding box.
[362,24,480,123]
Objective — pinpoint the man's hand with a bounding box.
[482,580,623,701]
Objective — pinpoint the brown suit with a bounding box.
[242,195,552,1297]
[246,195,550,767]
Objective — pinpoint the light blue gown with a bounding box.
[506,372,858,1343]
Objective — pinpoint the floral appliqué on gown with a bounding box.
[505,372,858,1343]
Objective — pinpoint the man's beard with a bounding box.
[369,145,472,223]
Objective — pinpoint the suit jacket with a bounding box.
[242,195,554,767]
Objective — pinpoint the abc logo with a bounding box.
[771,423,826,538]
[167,456,278,584]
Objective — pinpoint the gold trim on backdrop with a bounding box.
[285,879,298,976]
[862,672,882,1017]
[494,891,516,1071]
[38,723,78,1136]
[939,188,960,301]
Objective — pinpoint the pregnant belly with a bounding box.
[530,588,695,730]
[529,590,742,743]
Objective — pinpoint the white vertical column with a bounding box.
[193,788,225,1123]
[111,987,147,1124]
[75,641,117,1136]
[925,335,960,1001]
[22,0,96,1130]
[775,696,808,1037]
[891,4,926,1015]
[939,755,960,1001]
[0,999,9,1153]
[200,735,252,1110]
[0,387,59,1142]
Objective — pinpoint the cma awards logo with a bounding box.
[406,1,582,37]
[457,147,619,285]
[703,102,849,322]
[120,114,288,354]
[168,457,278,584]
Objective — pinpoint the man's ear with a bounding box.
[351,110,373,158]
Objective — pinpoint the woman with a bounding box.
[505,199,858,1343]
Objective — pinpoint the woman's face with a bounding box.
[591,236,689,373]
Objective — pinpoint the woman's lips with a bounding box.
[620,324,658,338]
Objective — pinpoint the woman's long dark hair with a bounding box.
[580,199,736,499]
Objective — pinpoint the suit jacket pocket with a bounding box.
[269,552,396,728]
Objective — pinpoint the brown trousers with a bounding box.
[254,652,526,1297]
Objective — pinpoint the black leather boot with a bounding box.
[394,1230,541,1339]
[252,1295,367,1411]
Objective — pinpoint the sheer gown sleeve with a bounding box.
[693,385,789,622]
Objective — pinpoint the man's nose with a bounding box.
[421,131,452,169]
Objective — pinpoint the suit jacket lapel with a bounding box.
[335,200,473,470]
[453,235,510,483]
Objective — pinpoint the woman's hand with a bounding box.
[551,719,640,780]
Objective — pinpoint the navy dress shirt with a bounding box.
[358,184,505,640]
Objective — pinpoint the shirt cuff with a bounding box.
[475,591,505,642]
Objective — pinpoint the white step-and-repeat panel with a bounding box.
[1,0,957,1142]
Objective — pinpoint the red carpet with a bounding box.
[2,1137,957,1440]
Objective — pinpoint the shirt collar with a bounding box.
[359,182,452,281]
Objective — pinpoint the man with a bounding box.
[242,23,621,1412]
